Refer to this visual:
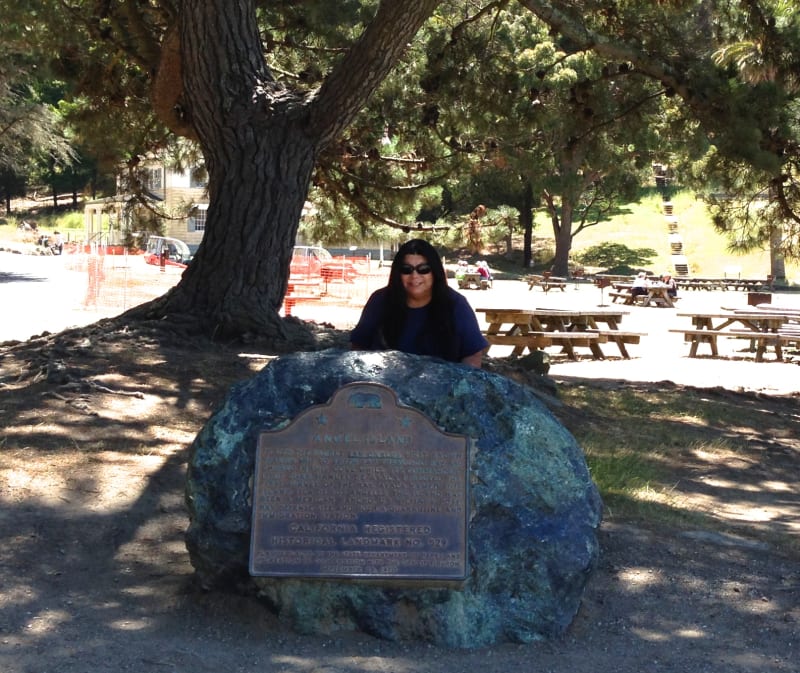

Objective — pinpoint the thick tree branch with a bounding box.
[152,24,197,139]
[308,0,442,148]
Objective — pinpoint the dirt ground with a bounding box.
[1,317,798,673]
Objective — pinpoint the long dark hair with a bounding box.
[379,239,458,359]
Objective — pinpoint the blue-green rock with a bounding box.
[185,349,602,647]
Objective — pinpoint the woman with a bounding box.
[350,239,489,367]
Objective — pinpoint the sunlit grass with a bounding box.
[580,434,734,529]
[568,189,800,282]
[555,383,794,544]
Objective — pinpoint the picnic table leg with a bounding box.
[688,333,718,358]
[609,335,630,359]
[588,341,606,360]
[704,333,719,357]
[755,337,766,362]
[508,325,527,356]
[593,317,625,358]
[753,336,782,362]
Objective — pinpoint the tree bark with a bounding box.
[769,224,786,281]
[521,180,534,268]
[135,0,441,341]
[551,200,574,277]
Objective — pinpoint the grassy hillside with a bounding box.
[567,190,799,283]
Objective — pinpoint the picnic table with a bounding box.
[526,274,567,292]
[675,276,774,291]
[477,307,642,360]
[723,277,774,291]
[457,271,490,290]
[640,283,676,308]
[594,273,633,285]
[671,310,795,361]
[610,282,676,308]
[674,277,725,291]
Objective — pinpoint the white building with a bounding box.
[83,159,208,248]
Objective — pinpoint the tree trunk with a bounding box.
[132,0,442,343]
[769,224,786,281]
[148,125,317,340]
[521,180,534,268]
[551,200,574,277]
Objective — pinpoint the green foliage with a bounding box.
[575,242,658,269]
[8,0,800,274]
[0,168,26,205]
[0,68,73,176]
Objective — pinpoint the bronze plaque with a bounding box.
[250,382,469,581]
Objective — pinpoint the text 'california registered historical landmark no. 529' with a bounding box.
[250,382,470,581]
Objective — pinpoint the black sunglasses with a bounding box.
[399,263,433,275]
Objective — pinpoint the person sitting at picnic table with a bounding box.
[476,260,493,282]
[661,273,678,298]
[631,272,649,298]
[350,239,489,368]
[52,231,64,255]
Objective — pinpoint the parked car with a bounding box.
[290,245,357,281]
[143,236,194,268]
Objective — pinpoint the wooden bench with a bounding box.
[609,290,649,305]
[669,329,721,357]
[671,328,795,361]
[484,331,601,360]
[722,278,774,291]
[586,330,646,359]
[609,290,632,304]
[778,325,800,340]
[676,279,724,291]
[724,330,796,362]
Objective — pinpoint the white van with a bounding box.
[143,236,195,267]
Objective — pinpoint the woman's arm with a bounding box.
[450,291,490,367]
[349,289,386,350]
[461,346,488,368]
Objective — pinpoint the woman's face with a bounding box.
[400,253,434,307]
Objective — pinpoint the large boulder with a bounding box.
[186,349,602,648]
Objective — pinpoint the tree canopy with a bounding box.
[4,0,800,340]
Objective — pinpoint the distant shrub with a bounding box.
[576,242,657,269]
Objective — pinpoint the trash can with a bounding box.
[747,292,771,307]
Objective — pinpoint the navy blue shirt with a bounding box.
[350,287,488,362]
